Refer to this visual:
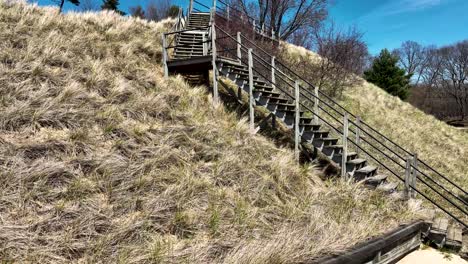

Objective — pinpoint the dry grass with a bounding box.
[0,2,418,263]
[343,82,468,186]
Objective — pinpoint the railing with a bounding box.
[188,0,277,40]
[213,25,468,229]
[169,7,185,32]
[164,0,468,229]
[162,26,212,62]
[236,32,468,205]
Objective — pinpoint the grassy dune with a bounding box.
[283,44,468,189]
[0,2,418,263]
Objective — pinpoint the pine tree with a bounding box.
[101,0,125,15]
[364,49,411,100]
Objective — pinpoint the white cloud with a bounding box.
[359,0,449,21]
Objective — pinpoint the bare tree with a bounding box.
[438,41,468,120]
[276,23,369,97]
[394,41,429,85]
[52,0,80,13]
[80,0,99,11]
[146,0,174,21]
[413,41,468,120]
[129,5,145,19]
[234,0,329,44]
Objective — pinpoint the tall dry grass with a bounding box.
[0,1,417,263]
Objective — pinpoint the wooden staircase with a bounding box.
[217,60,391,185]
[162,3,468,257]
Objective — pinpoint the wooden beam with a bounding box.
[314,86,319,124]
[411,153,418,198]
[211,18,219,104]
[271,56,276,89]
[295,80,300,161]
[342,113,348,179]
[248,49,255,131]
[356,116,361,155]
[405,156,412,199]
[237,32,242,63]
[162,34,168,79]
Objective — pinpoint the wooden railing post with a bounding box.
[314,86,319,124]
[271,29,275,39]
[405,156,412,199]
[237,32,242,63]
[211,19,219,104]
[202,33,207,55]
[271,56,276,89]
[356,116,361,155]
[412,153,418,198]
[295,80,300,161]
[162,34,168,79]
[227,6,230,21]
[188,0,193,17]
[253,20,256,34]
[342,113,349,179]
[248,49,255,131]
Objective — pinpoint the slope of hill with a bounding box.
[0,2,417,263]
[283,44,468,188]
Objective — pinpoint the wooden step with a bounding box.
[332,152,358,164]
[364,174,388,187]
[446,225,463,251]
[427,218,449,248]
[377,182,399,193]
[354,165,377,180]
[323,144,343,156]
[313,137,338,147]
[276,103,295,111]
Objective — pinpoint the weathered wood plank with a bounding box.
[427,218,449,248]
[445,225,463,251]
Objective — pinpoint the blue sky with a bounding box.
[31,0,468,54]
[330,0,468,54]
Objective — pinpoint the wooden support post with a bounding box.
[212,0,217,11]
[356,116,361,155]
[295,80,300,161]
[261,23,265,35]
[253,20,256,34]
[237,32,242,63]
[271,29,275,39]
[271,114,276,129]
[405,156,412,199]
[211,19,219,104]
[248,49,255,131]
[411,153,418,198]
[188,0,193,17]
[162,34,168,79]
[342,113,349,179]
[227,6,230,20]
[314,86,319,124]
[271,56,276,89]
[202,33,207,55]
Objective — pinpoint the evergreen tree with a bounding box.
[101,0,125,15]
[364,49,411,100]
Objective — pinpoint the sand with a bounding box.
[398,247,467,264]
